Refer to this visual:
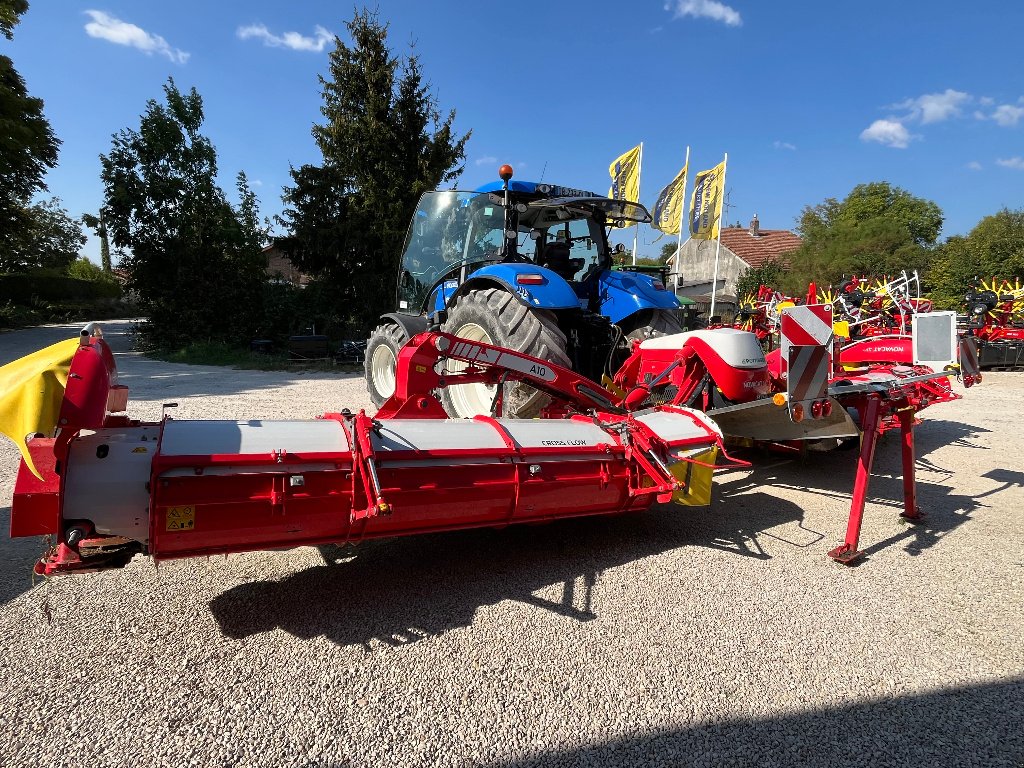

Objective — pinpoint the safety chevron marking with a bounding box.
[780,304,834,376]
[959,335,980,377]
[787,344,830,407]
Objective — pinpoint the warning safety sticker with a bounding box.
[166,505,195,531]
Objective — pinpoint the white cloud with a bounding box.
[665,0,742,26]
[84,10,189,64]
[996,157,1024,170]
[773,140,796,151]
[474,156,498,167]
[860,119,912,149]
[892,88,970,124]
[237,23,333,52]
[992,103,1024,127]
[966,161,982,170]
[979,96,995,106]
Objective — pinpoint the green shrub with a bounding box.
[0,269,121,303]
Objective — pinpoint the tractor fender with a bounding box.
[597,270,680,325]
[448,264,582,311]
[379,313,428,339]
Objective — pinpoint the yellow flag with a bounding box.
[651,164,688,235]
[0,338,78,478]
[607,145,642,203]
[689,159,726,240]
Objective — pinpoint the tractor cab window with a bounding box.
[535,217,603,282]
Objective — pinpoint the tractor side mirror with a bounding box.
[612,243,626,255]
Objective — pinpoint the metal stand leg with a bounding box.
[898,408,924,523]
[829,396,881,565]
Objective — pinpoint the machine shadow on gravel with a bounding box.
[741,418,1004,562]
[0,506,43,605]
[480,676,1024,768]
[209,488,806,648]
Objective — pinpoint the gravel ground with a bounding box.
[1,320,1022,768]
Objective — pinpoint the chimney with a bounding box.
[749,213,760,237]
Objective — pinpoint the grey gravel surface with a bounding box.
[1,320,1022,768]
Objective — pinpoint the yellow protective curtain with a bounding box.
[0,338,79,478]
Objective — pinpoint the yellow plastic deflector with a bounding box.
[833,320,850,338]
[670,446,718,507]
[0,338,78,478]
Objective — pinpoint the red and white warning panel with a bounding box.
[781,304,834,421]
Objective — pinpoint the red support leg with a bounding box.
[829,396,882,565]
[898,407,924,523]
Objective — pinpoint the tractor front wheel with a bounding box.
[440,288,570,418]
[365,322,408,407]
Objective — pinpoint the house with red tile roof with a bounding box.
[665,215,801,313]
[263,243,311,287]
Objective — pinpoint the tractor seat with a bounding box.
[539,241,578,280]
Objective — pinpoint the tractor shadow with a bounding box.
[209,488,806,649]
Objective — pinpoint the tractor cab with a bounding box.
[396,183,650,316]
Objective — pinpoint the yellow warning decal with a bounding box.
[166,505,195,531]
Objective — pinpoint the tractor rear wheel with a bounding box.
[440,288,570,418]
[365,322,408,407]
[621,308,684,342]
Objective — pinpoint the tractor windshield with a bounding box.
[397,191,539,311]
[396,190,635,311]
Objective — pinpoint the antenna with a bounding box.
[538,161,548,183]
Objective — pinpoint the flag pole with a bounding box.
[632,142,643,266]
[673,145,691,292]
[708,151,728,320]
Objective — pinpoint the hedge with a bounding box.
[0,271,122,303]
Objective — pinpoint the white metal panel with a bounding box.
[372,420,506,452]
[64,427,157,542]
[499,420,613,448]
[913,311,958,369]
[640,328,767,369]
[159,420,350,456]
[635,409,722,442]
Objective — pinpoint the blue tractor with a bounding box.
[365,166,684,418]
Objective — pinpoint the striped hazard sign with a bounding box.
[780,304,834,376]
[781,304,834,420]
[787,344,830,409]
[959,334,980,378]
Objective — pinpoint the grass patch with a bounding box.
[150,342,360,373]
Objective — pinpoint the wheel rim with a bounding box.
[446,322,497,417]
[370,343,397,399]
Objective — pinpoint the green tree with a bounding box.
[928,209,1024,309]
[0,197,85,272]
[0,0,60,268]
[100,79,267,347]
[81,209,112,272]
[279,8,470,331]
[786,182,943,291]
[735,257,787,301]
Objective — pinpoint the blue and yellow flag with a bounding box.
[689,160,726,240]
[651,164,688,235]
[607,145,642,203]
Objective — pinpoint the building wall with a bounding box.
[669,239,749,301]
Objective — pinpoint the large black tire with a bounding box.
[440,288,570,418]
[620,308,685,342]
[364,322,408,407]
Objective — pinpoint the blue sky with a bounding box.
[6,1,1024,261]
